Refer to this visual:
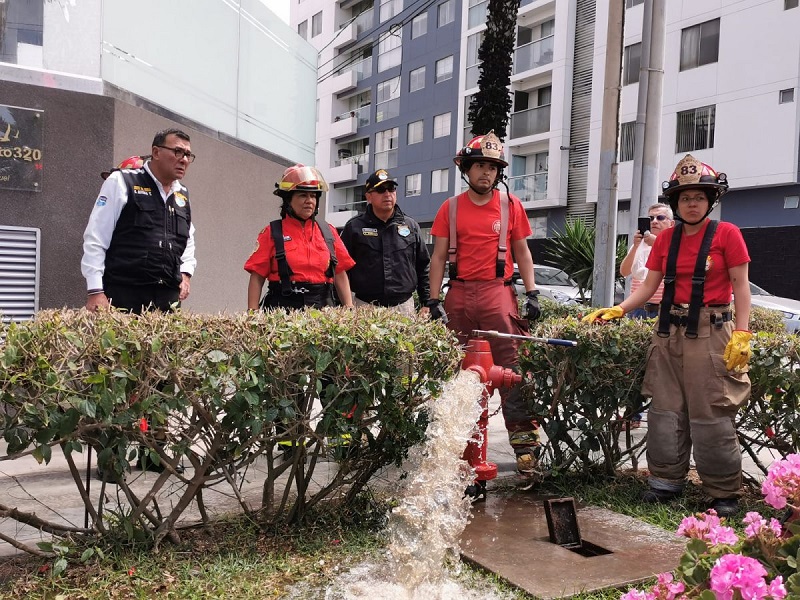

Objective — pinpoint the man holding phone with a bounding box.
[620,202,674,319]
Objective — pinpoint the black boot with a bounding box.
[642,487,681,503]
[710,497,739,518]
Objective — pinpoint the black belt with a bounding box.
[672,303,730,309]
[669,311,732,328]
[356,294,411,307]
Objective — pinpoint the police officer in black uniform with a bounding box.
[82,128,196,314]
[341,169,430,315]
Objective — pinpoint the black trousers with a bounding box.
[104,282,180,314]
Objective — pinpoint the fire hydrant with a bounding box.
[461,336,521,500]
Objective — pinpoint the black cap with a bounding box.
[364,169,397,193]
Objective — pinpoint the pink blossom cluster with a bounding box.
[709,554,786,600]
[743,511,783,540]
[761,454,800,510]
[620,573,685,600]
[676,509,738,546]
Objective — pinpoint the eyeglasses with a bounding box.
[371,185,397,193]
[156,145,196,163]
[649,214,669,221]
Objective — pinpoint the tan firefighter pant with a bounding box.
[641,307,751,499]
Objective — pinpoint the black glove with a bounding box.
[426,299,448,324]
[524,290,541,322]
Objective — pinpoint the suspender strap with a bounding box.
[447,195,458,280]
[496,192,510,278]
[657,222,682,337]
[270,219,294,296]
[656,220,719,338]
[316,218,338,279]
[685,220,718,338]
[270,218,338,295]
[446,192,511,280]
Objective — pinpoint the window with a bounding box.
[680,19,720,71]
[411,13,427,38]
[438,0,455,27]
[433,113,451,138]
[785,196,800,209]
[623,43,641,85]
[431,168,449,194]
[435,55,453,83]
[0,226,40,322]
[297,20,308,39]
[311,12,323,37]
[409,66,426,92]
[408,120,424,145]
[378,31,402,72]
[779,88,795,104]
[376,77,400,123]
[374,128,399,170]
[676,105,715,152]
[619,121,636,162]
[380,0,402,22]
[466,32,484,89]
[786,0,799,9]
[468,0,488,29]
[406,174,422,197]
[625,0,644,7]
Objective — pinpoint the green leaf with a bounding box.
[80,548,94,562]
[207,350,229,363]
[77,399,96,418]
[53,557,68,577]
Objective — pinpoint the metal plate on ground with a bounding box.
[460,491,685,600]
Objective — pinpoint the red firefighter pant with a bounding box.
[444,279,539,451]
[641,307,750,498]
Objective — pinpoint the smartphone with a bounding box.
[637,217,651,236]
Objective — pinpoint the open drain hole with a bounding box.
[561,540,612,557]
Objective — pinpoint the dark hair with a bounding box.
[152,128,190,147]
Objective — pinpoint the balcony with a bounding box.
[329,57,372,94]
[508,173,548,203]
[329,152,368,184]
[513,35,554,75]
[510,104,551,139]
[331,106,370,139]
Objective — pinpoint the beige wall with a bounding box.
[113,103,287,313]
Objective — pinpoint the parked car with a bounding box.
[749,282,800,333]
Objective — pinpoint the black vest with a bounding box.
[104,168,191,288]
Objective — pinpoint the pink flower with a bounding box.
[761,454,800,510]
[709,553,788,600]
[676,511,738,546]
[743,512,783,539]
[620,590,655,600]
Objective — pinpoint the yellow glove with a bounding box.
[724,330,752,371]
[581,305,625,323]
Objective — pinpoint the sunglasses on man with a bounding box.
[649,214,669,221]
[370,184,397,193]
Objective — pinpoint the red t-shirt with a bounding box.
[244,217,355,283]
[430,190,532,281]
[646,220,750,305]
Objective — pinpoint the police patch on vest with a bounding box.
[362,228,378,237]
[397,225,411,237]
[133,185,152,196]
[96,196,107,207]
[174,192,188,207]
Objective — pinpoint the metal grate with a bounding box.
[0,226,40,322]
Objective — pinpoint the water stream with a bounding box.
[288,370,511,600]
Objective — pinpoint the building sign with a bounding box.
[0,105,44,192]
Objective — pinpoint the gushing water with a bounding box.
[290,370,512,600]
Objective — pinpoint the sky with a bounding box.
[273,0,290,24]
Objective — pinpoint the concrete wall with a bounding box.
[0,80,290,315]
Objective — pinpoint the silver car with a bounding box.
[749,282,800,333]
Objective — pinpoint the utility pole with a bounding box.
[629,0,666,229]
[592,0,625,307]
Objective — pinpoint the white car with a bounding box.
[749,282,800,333]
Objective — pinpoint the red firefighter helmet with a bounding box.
[101,155,148,180]
[273,164,329,196]
[454,130,508,169]
[662,154,729,224]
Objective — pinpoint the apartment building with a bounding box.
[0,0,315,316]
[298,0,800,296]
